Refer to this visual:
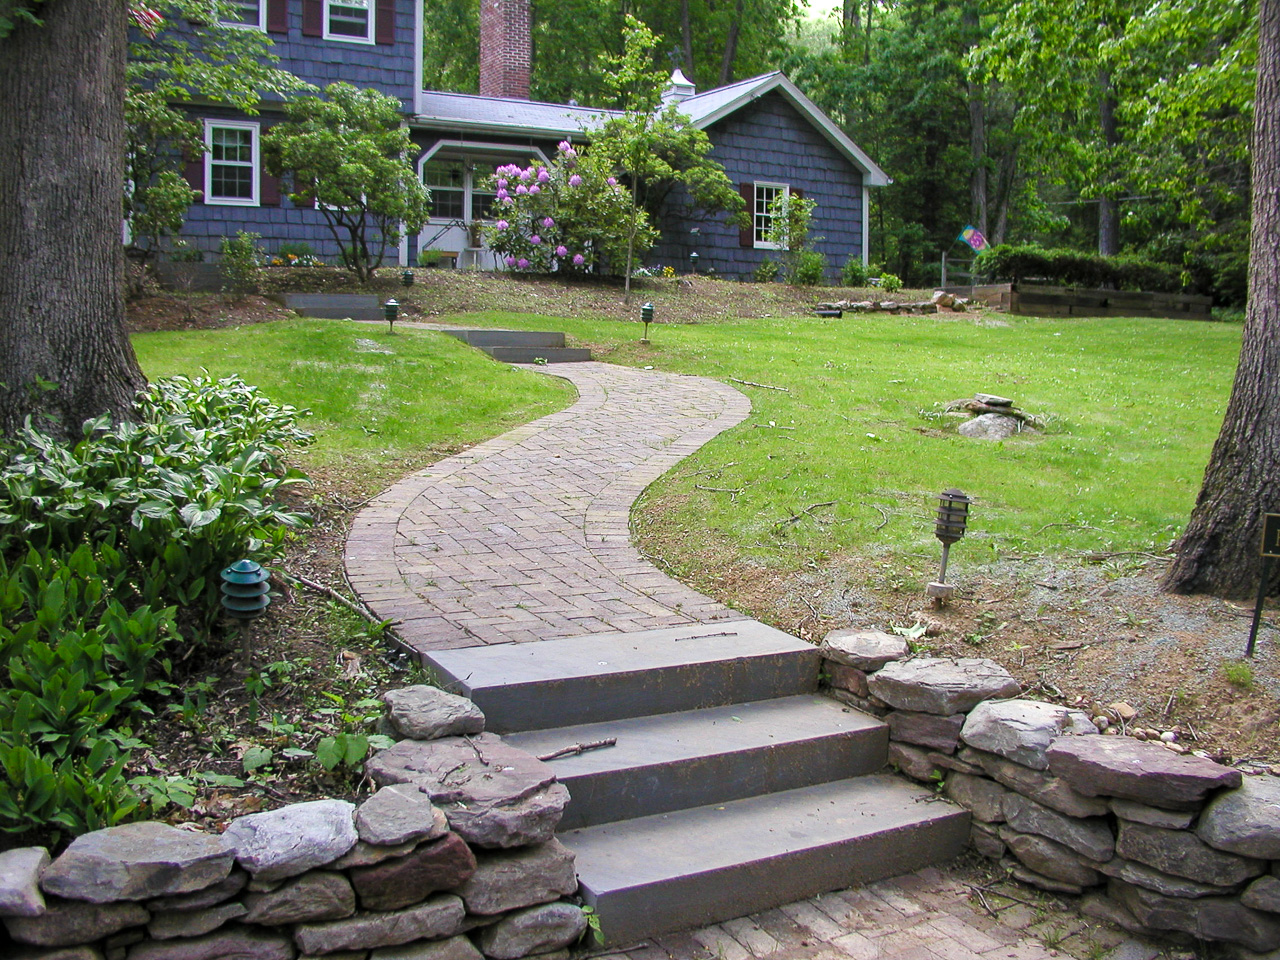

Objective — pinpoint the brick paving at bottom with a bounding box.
[589,867,1172,960]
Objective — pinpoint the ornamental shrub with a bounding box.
[841,256,871,287]
[219,230,264,294]
[482,141,657,276]
[975,244,1182,292]
[790,250,827,287]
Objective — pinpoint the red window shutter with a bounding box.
[302,0,322,36]
[261,171,281,207]
[375,0,395,44]
[184,158,205,201]
[738,183,754,248]
[267,0,288,33]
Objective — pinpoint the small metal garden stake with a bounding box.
[221,559,271,669]
[640,302,654,343]
[927,488,971,604]
[383,298,399,334]
[401,268,415,288]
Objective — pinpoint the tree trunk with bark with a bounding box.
[0,0,146,441]
[1096,70,1121,256]
[1162,0,1280,599]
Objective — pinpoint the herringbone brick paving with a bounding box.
[345,362,751,656]
[345,355,1170,960]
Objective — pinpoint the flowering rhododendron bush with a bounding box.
[482,141,657,275]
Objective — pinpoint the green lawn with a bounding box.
[133,311,1241,566]
[134,319,574,495]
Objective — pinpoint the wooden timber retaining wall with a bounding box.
[949,283,1214,320]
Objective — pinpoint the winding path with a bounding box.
[344,362,751,658]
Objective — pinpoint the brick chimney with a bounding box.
[479,0,531,100]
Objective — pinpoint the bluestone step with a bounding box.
[561,774,970,946]
[485,346,592,363]
[504,695,888,829]
[443,329,566,348]
[422,622,819,733]
[281,293,382,321]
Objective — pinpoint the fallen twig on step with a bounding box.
[729,377,789,392]
[537,738,618,762]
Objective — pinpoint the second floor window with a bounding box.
[325,0,372,42]
[222,0,265,28]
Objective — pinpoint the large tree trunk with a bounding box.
[0,0,145,441]
[1162,0,1280,599]
[1096,70,1121,256]
[718,0,744,85]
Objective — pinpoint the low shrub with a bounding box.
[789,249,827,287]
[975,244,1182,292]
[878,272,903,294]
[841,256,870,287]
[754,259,779,283]
[0,377,313,844]
[220,230,264,294]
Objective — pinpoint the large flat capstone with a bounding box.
[868,657,1020,715]
[365,734,569,848]
[1195,774,1280,859]
[1046,736,1242,808]
[383,686,485,741]
[40,822,233,904]
[223,799,358,882]
[961,699,1097,770]
[0,847,49,917]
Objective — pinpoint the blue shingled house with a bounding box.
[172,0,888,281]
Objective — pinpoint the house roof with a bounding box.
[413,72,890,187]
[678,72,890,186]
[415,90,617,139]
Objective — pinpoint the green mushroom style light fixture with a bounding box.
[401,268,415,288]
[383,298,399,334]
[221,559,271,668]
[640,302,654,344]
[690,251,699,274]
[926,488,971,604]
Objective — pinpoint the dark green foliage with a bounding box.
[790,249,827,286]
[219,231,264,294]
[0,377,312,844]
[975,244,1182,292]
[841,256,871,287]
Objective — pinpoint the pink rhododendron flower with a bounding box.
[542,217,555,229]
[505,256,517,266]
[569,174,582,187]
[558,141,571,152]
[496,178,508,189]
[573,254,585,265]
[496,189,509,200]
[555,245,568,257]
[516,185,529,195]
[537,168,550,182]
[529,185,541,194]
[501,196,514,205]
[517,258,530,269]
[607,177,618,186]
[496,220,509,230]
[529,235,541,245]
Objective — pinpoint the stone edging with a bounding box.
[819,628,1280,952]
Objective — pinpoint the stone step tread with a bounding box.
[485,346,592,363]
[505,694,883,778]
[562,774,969,945]
[424,621,819,732]
[505,695,888,829]
[444,329,567,348]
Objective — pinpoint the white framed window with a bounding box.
[419,153,519,223]
[204,120,260,206]
[754,182,788,249]
[325,0,373,42]
[220,0,265,29]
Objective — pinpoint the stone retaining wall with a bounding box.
[0,687,587,960]
[820,629,1280,953]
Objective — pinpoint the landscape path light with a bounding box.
[383,298,399,334]
[690,251,699,274]
[401,268,415,288]
[926,487,971,604]
[640,302,654,344]
[220,559,271,669]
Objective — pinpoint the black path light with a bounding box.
[640,302,654,344]
[383,298,399,334]
[927,488,971,604]
[221,559,271,669]
[401,268,415,288]
[689,251,699,274]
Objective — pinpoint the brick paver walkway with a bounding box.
[345,356,1166,960]
[345,362,751,656]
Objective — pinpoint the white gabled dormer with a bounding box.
[661,69,697,105]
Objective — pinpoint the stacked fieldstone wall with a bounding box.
[820,629,1280,953]
[0,687,586,960]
